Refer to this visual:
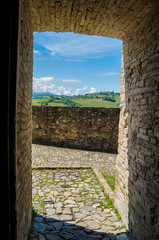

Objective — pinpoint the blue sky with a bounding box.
[33,32,122,95]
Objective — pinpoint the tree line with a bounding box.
[41,95,81,107]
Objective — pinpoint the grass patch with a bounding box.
[81,175,88,181]
[56,168,62,172]
[74,98,119,108]
[102,173,115,191]
[99,193,114,210]
[115,224,126,230]
[32,97,120,108]
[32,208,38,217]
[114,207,121,220]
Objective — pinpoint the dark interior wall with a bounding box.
[4,2,33,239]
[3,0,19,239]
[3,0,33,239]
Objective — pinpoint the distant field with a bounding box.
[32,100,42,106]
[74,98,118,108]
[32,99,66,107]
[32,98,119,108]
[32,91,120,108]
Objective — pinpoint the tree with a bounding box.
[48,95,55,102]
[102,96,116,102]
[41,101,48,106]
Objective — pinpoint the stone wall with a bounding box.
[115,7,159,239]
[9,0,158,239]
[29,0,153,40]
[16,0,33,239]
[32,106,120,153]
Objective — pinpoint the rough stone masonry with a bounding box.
[32,106,120,153]
[10,0,159,239]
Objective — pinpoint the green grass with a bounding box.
[48,101,69,106]
[32,97,120,108]
[74,98,119,108]
[32,99,68,106]
[56,168,62,172]
[32,99,43,106]
[102,173,115,191]
[114,207,121,220]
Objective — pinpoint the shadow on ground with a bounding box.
[30,213,129,240]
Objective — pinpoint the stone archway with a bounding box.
[6,0,159,239]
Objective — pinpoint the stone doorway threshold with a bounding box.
[30,167,129,240]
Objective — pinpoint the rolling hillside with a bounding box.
[32,91,120,108]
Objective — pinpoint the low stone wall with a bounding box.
[32,106,120,153]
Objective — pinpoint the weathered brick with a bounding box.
[14,1,159,239]
[32,106,120,153]
[115,6,159,240]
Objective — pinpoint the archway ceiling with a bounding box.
[29,0,154,39]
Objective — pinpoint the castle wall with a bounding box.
[32,106,120,153]
[11,0,159,239]
[16,0,33,239]
[115,9,159,239]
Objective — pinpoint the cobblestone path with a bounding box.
[30,168,129,240]
[32,144,116,175]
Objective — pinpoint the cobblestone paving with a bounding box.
[32,144,116,174]
[30,168,129,240]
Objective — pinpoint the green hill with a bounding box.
[32,91,120,108]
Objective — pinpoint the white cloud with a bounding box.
[45,84,55,89]
[34,77,54,82]
[64,59,85,62]
[57,86,71,95]
[96,72,119,77]
[74,89,81,95]
[42,84,55,93]
[58,86,65,91]
[82,86,88,91]
[33,76,55,93]
[89,87,96,94]
[74,85,88,95]
[62,79,81,83]
[33,50,41,54]
[33,78,72,95]
[64,89,71,95]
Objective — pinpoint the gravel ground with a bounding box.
[32,144,117,175]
